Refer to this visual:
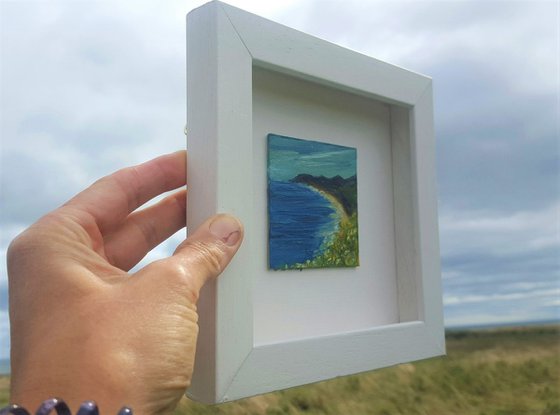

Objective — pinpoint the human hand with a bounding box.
[7,151,243,414]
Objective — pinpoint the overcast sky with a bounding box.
[1,0,559,360]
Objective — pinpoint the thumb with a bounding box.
[165,213,243,302]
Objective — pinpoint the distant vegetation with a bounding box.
[181,325,560,414]
[2,325,558,414]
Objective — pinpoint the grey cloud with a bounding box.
[443,248,559,280]
[0,286,6,312]
[1,2,185,103]
[0,311,9,359]
[290,0,559,215]
[443,248,559,299]
[439,199,559,318]
[1,2,186,146]
[0,114,184,226]
[1,1,187,227]
[1,150,85,225]
[298,1,555,67]
[444,296,558,327]
[436,95,558,212]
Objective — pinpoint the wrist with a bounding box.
[10,353,136,414]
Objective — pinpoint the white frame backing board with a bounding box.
[186,0,444,404]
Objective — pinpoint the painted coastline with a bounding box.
[304,184,345,256]
[291,174,357,217]
[310,186,348,222]
[268,180,344,269]
[286,174,359,269]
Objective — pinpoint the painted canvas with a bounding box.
[267,133,359,270]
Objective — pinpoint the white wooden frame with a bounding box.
[186,1,444,404]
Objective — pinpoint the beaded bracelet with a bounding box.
[0,398,132,415]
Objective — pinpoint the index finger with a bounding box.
[65,150,186,233]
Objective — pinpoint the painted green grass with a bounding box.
[2,325,558,414]
[299,213,358,269]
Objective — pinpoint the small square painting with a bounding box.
[267,133,359,270]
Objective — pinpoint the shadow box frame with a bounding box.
[186,0,445,404]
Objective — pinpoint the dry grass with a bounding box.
[174,325,560,415]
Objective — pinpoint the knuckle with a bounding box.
[107,166,142,209]
[6,232,27,261]
[183,239,225,276]
[6,229,37,280]
[151,260,200,303]
[132,216,160,248]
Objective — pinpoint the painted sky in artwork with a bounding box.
[268,134,357,181]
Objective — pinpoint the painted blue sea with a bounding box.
[268,180,340,269]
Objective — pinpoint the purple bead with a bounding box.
[1,400,132,415]
[76,401,99,415]
[0,404,31,415]
[35,398,71,415]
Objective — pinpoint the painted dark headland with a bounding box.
[291,174,357,217]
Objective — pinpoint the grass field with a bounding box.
[2,325,558,414]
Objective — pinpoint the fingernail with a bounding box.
[209,215,241,246]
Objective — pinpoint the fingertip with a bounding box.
[173,213,244,278]
[208,214,243,247]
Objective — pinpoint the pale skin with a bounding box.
[7,151,243,414]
